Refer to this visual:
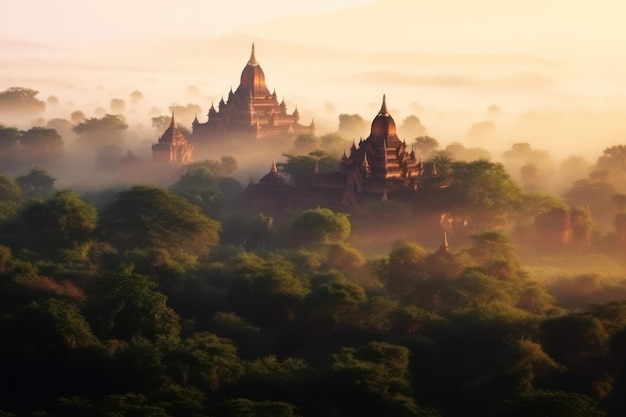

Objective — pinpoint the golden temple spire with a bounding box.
[270,156,278,173]
[170,111,176,128]
[379,94,389,116]
[248,42,259,66]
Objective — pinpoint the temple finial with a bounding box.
[379,94,388,115]
[170,111,176,128]
[271,156,278,173]
[248,42,258,66]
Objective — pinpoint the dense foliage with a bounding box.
[0,141,626,416]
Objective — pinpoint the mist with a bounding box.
[1,0,626,314]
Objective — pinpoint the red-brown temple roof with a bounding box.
[370,94,397,136]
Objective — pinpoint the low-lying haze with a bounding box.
[1,0,625,162]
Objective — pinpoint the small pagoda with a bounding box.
[152,113,194,163]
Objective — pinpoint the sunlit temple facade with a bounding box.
[245,95,439,210]
[152,113,194,163]
[333,94,426,205]
[192,44,315,142]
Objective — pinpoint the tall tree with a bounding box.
[73,114,128,148]
[19,127,63,163]
[0,87,45,117]
[413,136,439,158]
[98,185,220,261]
[16,167,55,199]
[0,125,21,171]
[289,207,351,247]
[445,160,524,229]
[15,190,96,256]
[84,270,181,343]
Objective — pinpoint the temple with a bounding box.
[245,157,295,211]
[244,95,439,211]
[192,44,315,142]
[152,113,194,163]
[334,94,424,205]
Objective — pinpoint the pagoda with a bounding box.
[152,113,194,163]
[192,44,315,142]
[244,157,295,211]
[336,95,427,205]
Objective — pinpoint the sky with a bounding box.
[1,0,626,157]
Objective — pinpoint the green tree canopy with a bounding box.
[446,160,524,229]
[16,189,97,255]
[18,298,100,352]
[413,135,439,158]
[384,242,427,295]
[19,127,63,163]
[0,125,21,171]
[278,150,339,188]
[289,207,351,247]
[171,164,222,216]
[16,167,55,199]
[182,156,238,177]
[74,114,128,136]
[165,332,244,392]
[564,179,616,227]
[73,114,128,148]
[0,174,20,201]
[98,185,220,259]
[84,270,181,343]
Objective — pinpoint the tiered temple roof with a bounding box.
[337,95,424,203]
[244,157,294,209]
[152,113,194,163]
[192,44,314,141]
[244,95,442,212]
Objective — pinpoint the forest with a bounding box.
[1,86,626,416]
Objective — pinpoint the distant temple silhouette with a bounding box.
[152,112,194,163]
[192,44,315,142]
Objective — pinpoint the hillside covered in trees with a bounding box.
[1,145,626,417]
[2,85,626,416]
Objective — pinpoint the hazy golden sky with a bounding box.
[1,0,626,156]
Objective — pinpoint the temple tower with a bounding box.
[193,44,314,142]
[152,113,194,163]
